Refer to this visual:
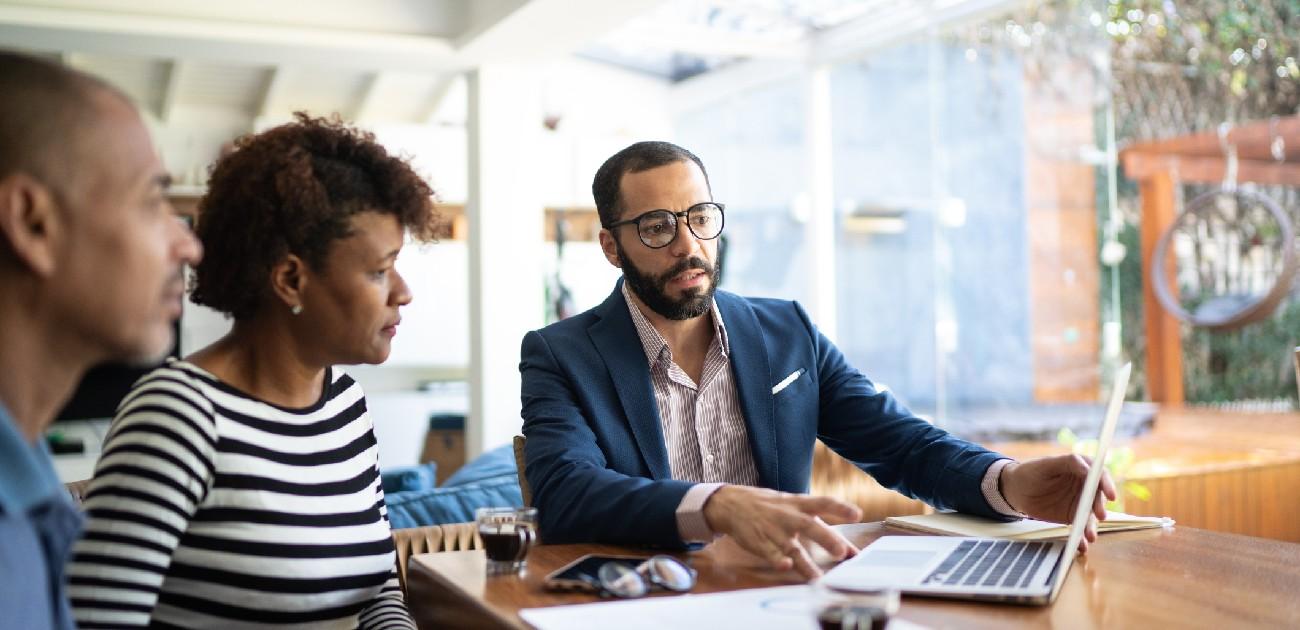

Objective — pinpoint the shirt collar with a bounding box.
[0,400,65,514]
[621,280,730,368]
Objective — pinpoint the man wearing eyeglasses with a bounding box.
[520,141,1115,580]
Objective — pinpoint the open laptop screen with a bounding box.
[1048,362,1130,600]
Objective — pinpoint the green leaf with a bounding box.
[1125,481,1152,501]
[1231,68,1249,95]
[1057,427,1078,447]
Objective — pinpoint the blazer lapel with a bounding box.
[715,292,779,488]
[587,282,672,480]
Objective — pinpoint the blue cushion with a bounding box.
[385,477,523,529]
[380,462,437,494]
[442,444,517,487]
[384,444,523,529]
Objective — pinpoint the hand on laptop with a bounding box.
[703,486,862,579]
[999,454,1117,552]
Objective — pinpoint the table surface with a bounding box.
[407,523,1300,630]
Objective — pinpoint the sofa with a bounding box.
[381,444,523,530]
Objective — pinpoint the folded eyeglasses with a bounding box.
[589,555,697,598]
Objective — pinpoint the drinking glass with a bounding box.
[812,582,898,630]
[476,506,538,575]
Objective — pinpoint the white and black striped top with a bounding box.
[68,360,415,629]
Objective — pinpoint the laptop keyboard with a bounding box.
[922,540,1053,589]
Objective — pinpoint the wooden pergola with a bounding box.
[1120,115,1300,405]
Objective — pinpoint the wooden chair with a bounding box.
[513,435,531,507]
[391,522,482,593]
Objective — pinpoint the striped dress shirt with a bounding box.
[623,284,760,486]
[622,285,758,540]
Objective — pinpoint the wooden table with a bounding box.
[406,523,1300,629]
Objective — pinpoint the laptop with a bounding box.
[820,362,1132,606]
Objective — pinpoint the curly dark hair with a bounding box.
[191,112,440,319]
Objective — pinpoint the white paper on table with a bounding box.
[519,585,927,630]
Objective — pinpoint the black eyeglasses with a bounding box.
[606,202,726,249]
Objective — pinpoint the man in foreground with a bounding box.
[520,140,1114,579]
[0,51,202,626]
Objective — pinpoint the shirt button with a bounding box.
[705,453,715,462]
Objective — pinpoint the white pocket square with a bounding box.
[772,368,806,395]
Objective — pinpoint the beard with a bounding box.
[616,243,721,321]
[120,266,188,366]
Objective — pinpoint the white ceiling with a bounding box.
[12,0,472,37]
[0,0,1021,126]
[0,0,664,125]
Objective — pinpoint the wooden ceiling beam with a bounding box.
[158,59,184,123]
[254,67,281,118]
[421,74,461,124]
[352,72,384,123]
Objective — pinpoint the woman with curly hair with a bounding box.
[68,113,440,629]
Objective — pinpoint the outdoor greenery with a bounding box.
[1105,0,1300,404]
[952,1,1300,403]
[1108,0,1300,135]
[1183,299,1300,401]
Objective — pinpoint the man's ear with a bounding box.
[0,174,63,277]
[598,229,622,269]
[269,253,309,313]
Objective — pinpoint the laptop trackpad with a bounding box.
[864,550,935,567]
[822,548,938,589]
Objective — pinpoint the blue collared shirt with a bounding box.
[0,402,84,630]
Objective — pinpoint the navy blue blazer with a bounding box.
[519,282,1008,547]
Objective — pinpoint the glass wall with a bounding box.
[677,0,1122,439]
[676,79,814,306]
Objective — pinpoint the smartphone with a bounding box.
[542,554,647,592]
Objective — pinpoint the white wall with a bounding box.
[146,104,253,187]
[532,56,674,209]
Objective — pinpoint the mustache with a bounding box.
[657,256,713,284]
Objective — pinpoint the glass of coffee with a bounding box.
[476,506,538,576]
[812,583,898,630]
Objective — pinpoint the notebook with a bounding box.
[884,511,1172,541]
[820,363,1133,606]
